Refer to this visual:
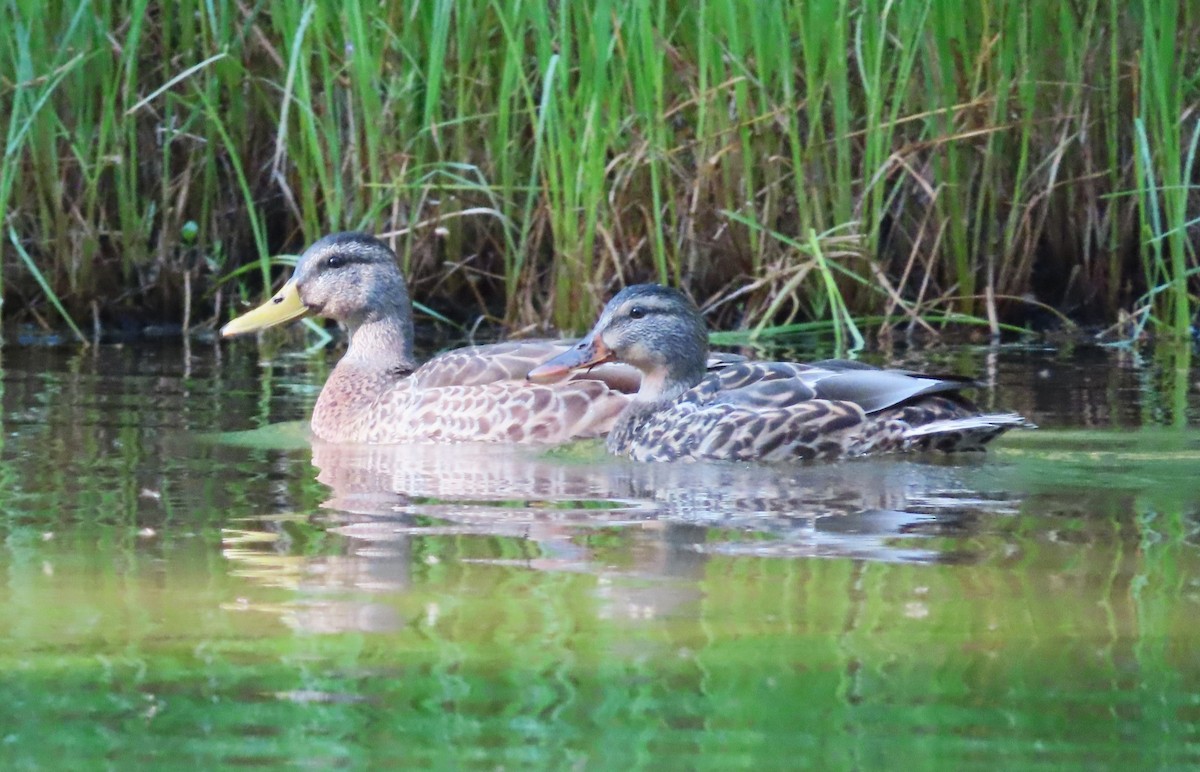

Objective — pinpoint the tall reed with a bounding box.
[0,0,1196,338]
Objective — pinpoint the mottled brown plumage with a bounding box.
[221,232,632,444]
[528,284,1031,462]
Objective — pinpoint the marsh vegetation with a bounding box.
[1,0,1197,342]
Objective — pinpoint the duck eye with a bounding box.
[628,306,647,320]
[326,254,347,269]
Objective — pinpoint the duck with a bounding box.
[220,232,636,444]
[526,284,1031,462]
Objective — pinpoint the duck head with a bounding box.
[220,232,412,336]
[528,284,709,402]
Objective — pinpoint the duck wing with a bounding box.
[799,367,974,413]
[413,340,641,392]
[413,341,574,387]
[696,360,975,413]
[414,340,741,393]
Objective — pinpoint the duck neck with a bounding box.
[341,311,416,373]
[633,351,707,405]
[633,369,695,405]
[312,312,416,441]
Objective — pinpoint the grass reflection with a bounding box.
[3,506,1200,767]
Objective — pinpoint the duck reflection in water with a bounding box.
[222,439,1021,634]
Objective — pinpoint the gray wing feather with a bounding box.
[686,360,977,414]
[802,369,971,413]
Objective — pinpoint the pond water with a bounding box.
[1,336,1199,768]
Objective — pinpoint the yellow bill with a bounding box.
[220,279,309,337]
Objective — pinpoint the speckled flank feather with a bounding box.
[319,341,632,444]
[221,233,634,445]
[530,284,1032,463]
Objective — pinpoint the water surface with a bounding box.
[1,339,1198,768]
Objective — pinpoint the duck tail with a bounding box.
[902,413,1034,452]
